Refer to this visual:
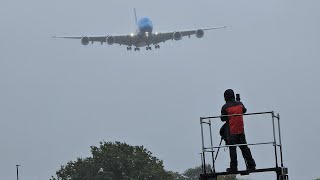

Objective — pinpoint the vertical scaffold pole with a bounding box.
[200,118,207,174]
[209,119,216,173]
[271,112,279,168]
[200,153,204,173]
[277,113,284,167]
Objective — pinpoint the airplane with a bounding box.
[53,9,226,51]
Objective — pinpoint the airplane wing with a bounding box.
[53,26,225,48]
[151,26,226,45]
[53,35,135,46]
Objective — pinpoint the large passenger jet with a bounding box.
[54,9,225,51]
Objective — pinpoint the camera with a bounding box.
[236,94,241,101]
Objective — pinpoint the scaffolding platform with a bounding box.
[200,167,288,179]
[199,111,289,180]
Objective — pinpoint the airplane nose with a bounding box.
[144,26,152,32]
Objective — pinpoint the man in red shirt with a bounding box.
[221,89,256,172]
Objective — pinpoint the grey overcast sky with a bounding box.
[0,0,319,179]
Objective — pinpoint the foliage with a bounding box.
[51,141,243,180]
[51,141,172,180]
[183,165,211,180]
[181,165,237,180]
[167,171,186,180]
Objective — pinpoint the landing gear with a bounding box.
[134,47,140,51]
[127,46,132,51]
[146,46,152,50]
[155,44,160,49]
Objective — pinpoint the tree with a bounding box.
[182,165,237,180]
[51,141,243,180]
[183,165,211,180]
[167,171,186,180]
[51,141,172,180]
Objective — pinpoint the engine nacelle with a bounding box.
[81,36,90,45]
[173,31,182,41]
[196,29,204,38]
[107,36,115,45]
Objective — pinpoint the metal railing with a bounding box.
[200,111,284,174]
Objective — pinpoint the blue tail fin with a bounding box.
[134,8,138,27]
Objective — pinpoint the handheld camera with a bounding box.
[236,93,241,101]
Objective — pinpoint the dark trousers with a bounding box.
[227,133,256,169]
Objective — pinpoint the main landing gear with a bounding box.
[127,46,140,51]
[134,47,140,51]
[127,45,160,51]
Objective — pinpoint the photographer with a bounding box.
[220,89,256,172]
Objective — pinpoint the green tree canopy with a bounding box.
[51,141,243,180]
[51,141,172,180]
[182,165,237,180]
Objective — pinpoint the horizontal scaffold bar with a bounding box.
[201,111,274,120]
[204,142,276,149]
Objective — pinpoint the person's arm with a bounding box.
[241,102,247,113]
[221,105,228,122]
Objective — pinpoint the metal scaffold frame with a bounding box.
[199,111,288,180]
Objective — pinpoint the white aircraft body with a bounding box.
[54,9,225,51]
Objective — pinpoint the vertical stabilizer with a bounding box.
[134,8,138,27]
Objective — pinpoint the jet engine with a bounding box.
[81,36,90,45]
[173,32,182,41]
[107,36,115,45]
[196,29,204,38]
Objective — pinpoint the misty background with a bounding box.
[0,0,319,179]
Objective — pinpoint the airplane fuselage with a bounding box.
[133,17,154,48]
[138,17,153,35]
